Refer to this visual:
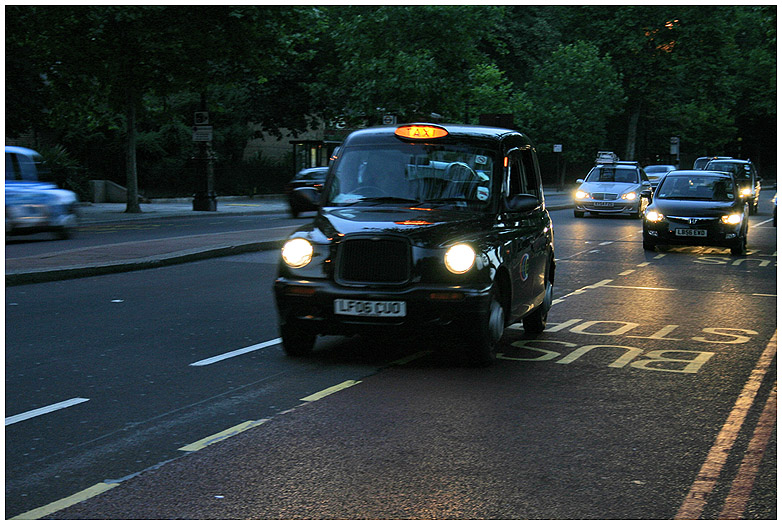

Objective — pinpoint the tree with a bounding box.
[517,41,625,174]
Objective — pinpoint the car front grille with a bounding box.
[336,237,411,285]
[667,216,718,226]
[592,193,618,200]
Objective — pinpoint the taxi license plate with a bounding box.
[334,299,406,317]
[675,228,707,237]
[593,201,614,208]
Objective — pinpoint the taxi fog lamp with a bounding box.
[575,190,590,200]
[281,238,313,268]
[429,292,465,301]
[645,210,664,222]
[285,285,316,296]
[444,243,476,274]
[621,192,637,201]
[721,213,742,225]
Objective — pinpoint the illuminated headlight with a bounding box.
[575,190,590,200]
[281,238,313,268]
[444,243,476,274]
[621,192,637,201]
[721,213,742,225]
[740,187,752,197]
[645,210,664,222]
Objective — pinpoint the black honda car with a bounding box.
[274,123,555,364]
[642,170,749,255]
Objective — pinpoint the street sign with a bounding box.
[670,136,680,155]
[192,126,213,142]
[382,114,397,125]
[553,144,563,153]
[194,112,209,125]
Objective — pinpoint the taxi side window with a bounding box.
[508,150,540,199]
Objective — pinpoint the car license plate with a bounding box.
[334,299,406,317]
[675,228,707,237]
[593,201,614,207]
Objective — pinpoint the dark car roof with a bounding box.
[341,123,534,148]
[665,170,733,178]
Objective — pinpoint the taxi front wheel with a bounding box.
[465,288,505,366]
[280,321,316,356]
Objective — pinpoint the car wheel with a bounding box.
[280,321,316,356]
[574,210,584,218]
[466,287,505,366]
[523,276,553,334]
[730,236,747,256]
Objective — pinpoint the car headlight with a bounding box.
[740,187,752,197]
[645,210,664,222]
[621,192,637,201]
[281,238,313,268]
[721,213,742,225]
[444,243,476,274]
[575,190,590,200]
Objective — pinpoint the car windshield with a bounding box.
[585,166,639,183]
[645,166,673,174]
[324,143,496,208]
[657,176,735,201]
[706,161,751,181]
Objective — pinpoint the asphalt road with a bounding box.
[5,194,777,519]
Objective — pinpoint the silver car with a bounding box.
[6,146,80,239]
[574,162,652,219]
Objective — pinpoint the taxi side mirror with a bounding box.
[505,193,540,213]
[292,187,321,207]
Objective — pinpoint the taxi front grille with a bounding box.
[337,238,410,284]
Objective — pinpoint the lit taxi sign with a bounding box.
[395,125,448,140]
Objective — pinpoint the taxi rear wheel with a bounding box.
[280,321,316,356]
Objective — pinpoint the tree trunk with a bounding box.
[124,87,141,213]
[624,99,641,161]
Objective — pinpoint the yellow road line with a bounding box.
[675,331,777,519]
[10,482,119,520]
[179,419,269,452]
[300,380,361,402]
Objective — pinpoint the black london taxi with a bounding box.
[273,123,555,364]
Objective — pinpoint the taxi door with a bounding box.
[502,148,548,320]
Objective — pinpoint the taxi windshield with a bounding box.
[657,176,735,201]
[585,166,639,184]
[325,143,496,209]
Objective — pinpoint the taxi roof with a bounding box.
[342,123,532,148]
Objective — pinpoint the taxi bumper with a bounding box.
[274,277,492,336]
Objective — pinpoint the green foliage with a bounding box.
[5,5,776,194]
[518,41,625,164]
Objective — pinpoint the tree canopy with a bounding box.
[5,5,776,202]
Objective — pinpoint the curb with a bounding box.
[5,240,285,286]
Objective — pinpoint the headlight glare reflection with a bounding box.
[721,213,742,225]
[281,238,313,268]
[444,243,476,274]
[645,210,664,222]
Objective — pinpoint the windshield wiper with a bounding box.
[357,196,421,204]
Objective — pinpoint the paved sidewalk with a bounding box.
[6,192,574,286]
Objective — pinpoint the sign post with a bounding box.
[554,144,564,191]
[670,136,680,167]
[192,99,217,211]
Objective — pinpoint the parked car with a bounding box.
[573,161,652,218]
[643,164,676,189]
[643,170,748,255]
[274,123,556,364]
[693,156,731,170]
[284,167,328,218]
[704,158,762,214]
[5,146,79,240]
